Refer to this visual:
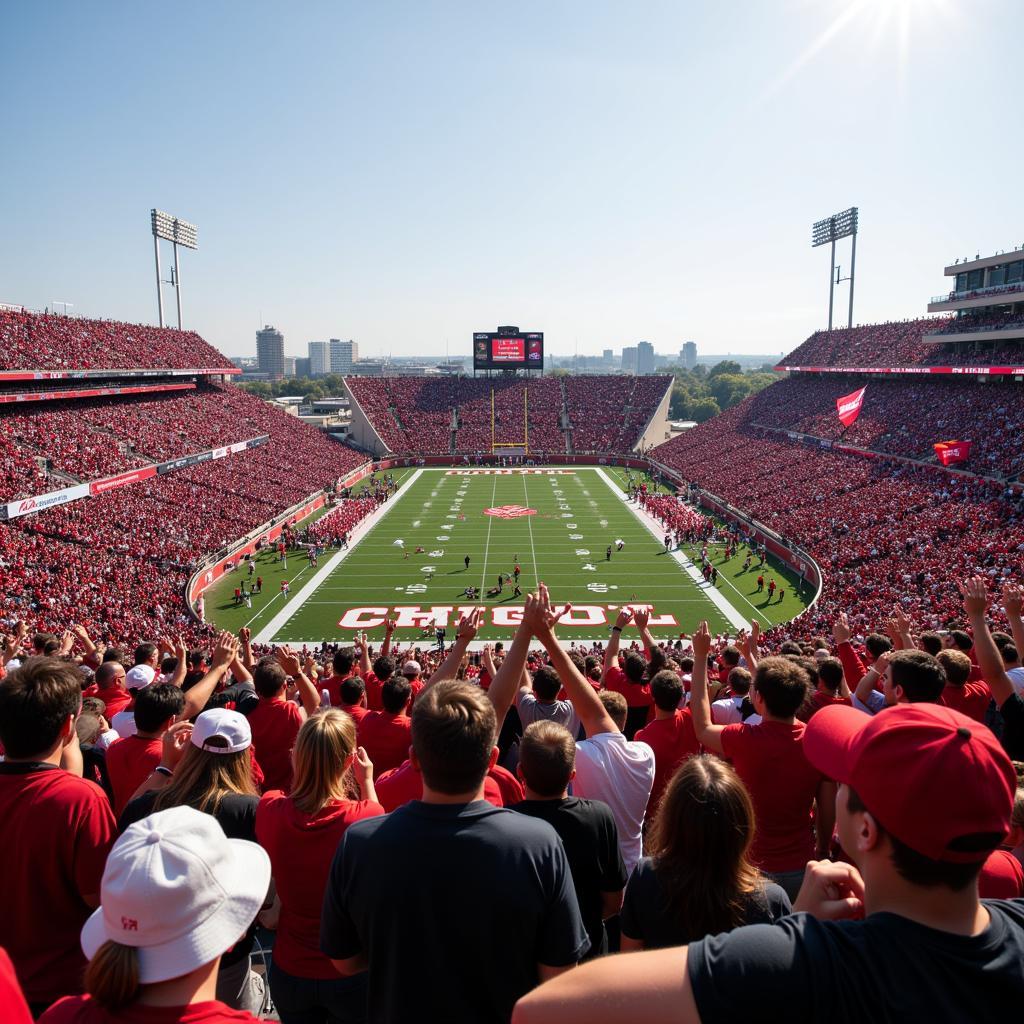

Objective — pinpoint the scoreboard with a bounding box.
[473,327,544,370]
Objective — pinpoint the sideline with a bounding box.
[253,469,423,644]
[593,467,750,633]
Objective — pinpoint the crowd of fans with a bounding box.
[0,309,235,372]
[925,310,1024,338]
[345,375,671,456]
[745,375,1024,477]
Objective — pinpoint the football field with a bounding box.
[206,467,811,645]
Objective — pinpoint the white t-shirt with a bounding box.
[572,731,655,874]
[711,696,762,726]
[516,691,580,736]
[1006,666,1024,697]
[110,710,137,738]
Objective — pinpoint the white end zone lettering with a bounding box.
[336,605,678,629]
[445,469,575,475]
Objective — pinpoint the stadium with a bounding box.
[2,4,1023,1024]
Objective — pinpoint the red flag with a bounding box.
[934,440,972,466]
[836,386,866,427]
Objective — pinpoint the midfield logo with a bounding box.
[483,505,537,518]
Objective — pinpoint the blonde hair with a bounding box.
[85,940,139,1010]
[290,709,358,815]
[153,740,257,816]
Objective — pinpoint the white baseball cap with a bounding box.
[190,708,252,754]
[402,660,422,677]
[81,805,269,984]
[125,665,156,691]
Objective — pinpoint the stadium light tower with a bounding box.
[151,209,198,329]
[811,207,858,330]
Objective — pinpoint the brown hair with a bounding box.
[753,657,810,718]
[599,690,628,731]
[0,657,82,758]
[290,709,358,815]
[519,721,575,797]
[936,649,972,688]
[647,755,764,939]
[411,681,495,794]
[84,940,139,1010]
[153,741,257,816]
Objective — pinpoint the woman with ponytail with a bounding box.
[255,708,384,1024]
[39,804,270,1023]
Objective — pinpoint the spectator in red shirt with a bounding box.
[357,677,413,779]
[323,647,357,707]
[634,670,700,818]
[797,656,852,722]
[938,648,991,723]
[690,621,836,900]
[39,804,270,1024]
[0,657,118,1016]
[338,675,370,724]
[256,708,384,1024]
[88,661,132,720]
[246,650,321,792]
[105,683,185,814]
[601,609,654,739]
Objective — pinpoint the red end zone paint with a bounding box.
[337,605,678,629]
[483,505,537,518]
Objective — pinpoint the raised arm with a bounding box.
[424,610,481,692]
[356,631,372,679]
[690,620,726,754]
[853,652,889,711]
[833,612,867,691]
[530,585,618,737]
[167,637,188,690]
[632,607,655,659]
[380,617,396,661]
[1000,581,1024,677]
[181,632,239,720]
[601,609,632,684]
[239,627,255,672]
[275,646,322,717]
[961,577,1015,705]
[737,620,759,675]
[486,615,534,725]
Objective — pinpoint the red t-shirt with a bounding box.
[39,996,261,1023]
[374,760,504,812]
[339,701,369,725]
[0,948,32,1024]
[797,691,853,723]
[361,671,385,710]
[941,682,991,723]
[246,697,304,792]
[86,685,132,719]
[488,763,525,806]
[255,791,384,978]
[634,709,700,815]
[0,764,117,1005]
[105,735,163,814]
[978,849,1024,899]
[323,672,354,708]
[604,665,652,709]
[720,719,824,873]
[357,711,412,778]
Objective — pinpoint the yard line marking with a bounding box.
[478,474,499,594]
[253,469,423,644]
[523,472,540,586]
[593,467,749,633]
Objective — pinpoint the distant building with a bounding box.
[308,341,329,377]
[256,326,285,380]
[636,341,655,375]
[294,356,311,378]
[681,341,697,369]
[602,348,614,363]
[621,346,638,373]
[350,359,386,376]
[329,339,359,374]
[283,356,296,377]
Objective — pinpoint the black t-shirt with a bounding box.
[999,694,1024,761]
[511,797,627,958]
[320,799,590,1024]
[621,857,791,948]
[688,900,1024,1023]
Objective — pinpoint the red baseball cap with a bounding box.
[803,703,1015,863]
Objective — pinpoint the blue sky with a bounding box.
[1,0,1021,360]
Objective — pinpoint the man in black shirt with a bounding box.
[322,679,589,1024]
[512,720,626,958]
[514,693,1022,1024]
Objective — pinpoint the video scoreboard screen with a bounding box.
[473,328,544,370]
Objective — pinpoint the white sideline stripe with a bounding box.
[592,468,750,633]
[254,470,424,644]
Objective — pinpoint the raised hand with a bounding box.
[159,721,193,770]
[211,631,240,668]
[750,619,761,647]
[239,626,251,644]
[456,607,482,643]
[633,606,650,631]
[691,619,712,661]
[959,576,988,618]
[614,607,634,630]
[1002,580,1023,619]
[274,645,303,678]
[832,611,852,645]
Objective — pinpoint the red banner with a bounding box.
[934,440,972,466]
[836,386,867,427]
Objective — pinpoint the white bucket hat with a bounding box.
[401,660,422,677]
[125,665,156,691]
[190,708,252,754]
[81,805,270,984]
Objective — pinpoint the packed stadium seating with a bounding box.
[0,308,235,371]
[347,374,670,456]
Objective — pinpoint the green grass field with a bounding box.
[205,467,812,645]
